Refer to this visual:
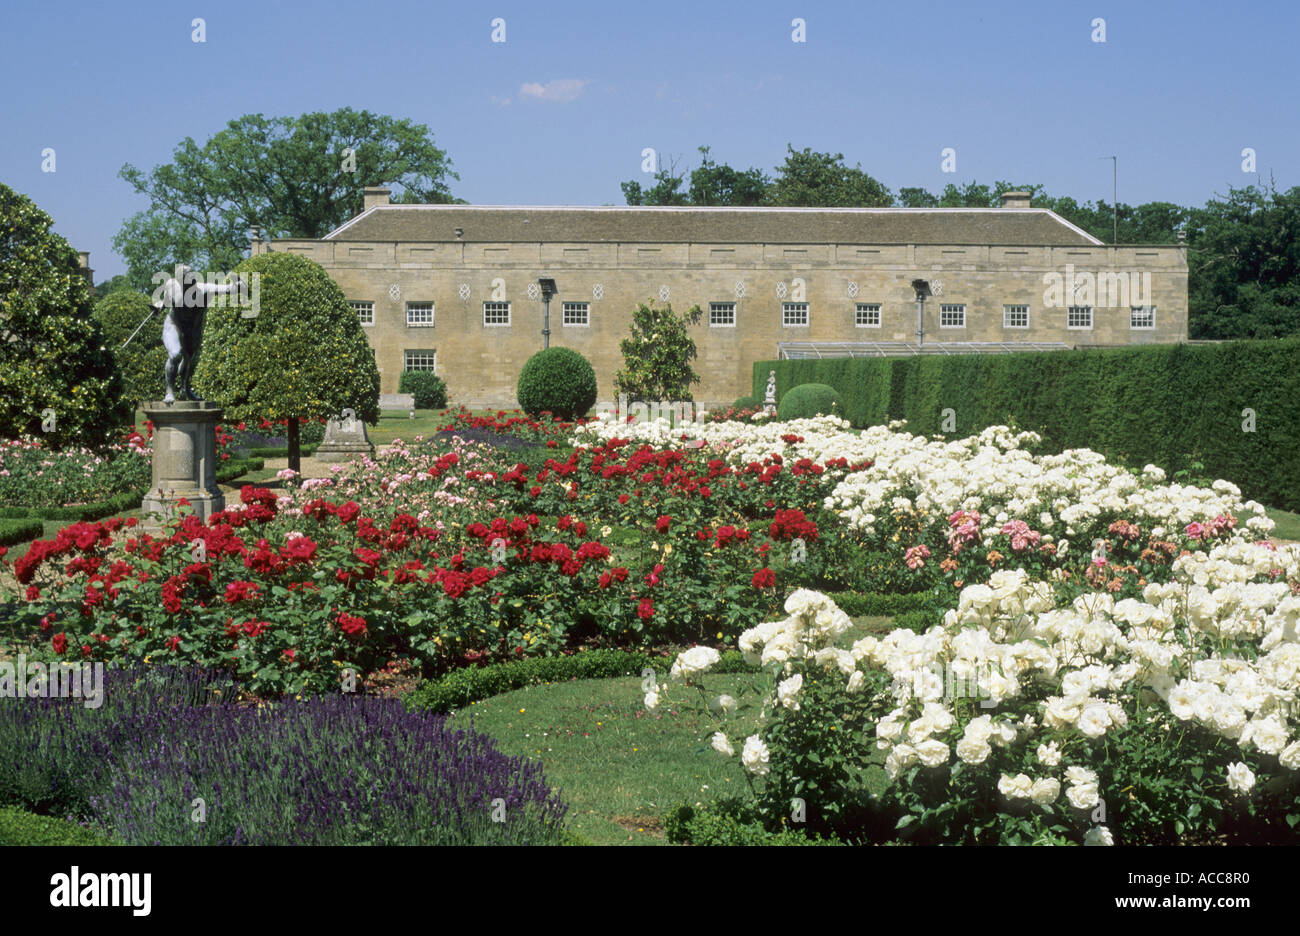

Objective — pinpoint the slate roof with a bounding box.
[322,205,1104,247]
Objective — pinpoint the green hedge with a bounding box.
[0,807,117,846]
[664,801,844,846]
[831,590,948,618]
[0,518,44,546]
[755,339,1300,511]
[0,458,262,526]
[405,648,758,714]
[399,370,449,410]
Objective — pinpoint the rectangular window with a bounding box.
[404,350,437,372]
[483,301,511,326]
[709,301,736,327]
[350,300,374,326]
[782,302,809,327]
[1003,304,1029,329]
[562,302,589,326]
[855,303,882,328]
[406,302,434,327]
[1068,306,1093,329]
[1130,305,1155,329]
[939,303,966,328]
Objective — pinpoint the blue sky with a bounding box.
[2,0,1296,280]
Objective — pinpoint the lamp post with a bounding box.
[538,276,558,349]
[1099,156,1117,244]
[911,279,931,347]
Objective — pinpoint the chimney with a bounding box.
[77,251,94,291]
[999,191,1032,209]
[363,186,391,211]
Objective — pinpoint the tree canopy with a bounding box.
[0,183,130,449]
[114,108,461,290]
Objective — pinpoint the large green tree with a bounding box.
[193,252,381,472]
[0,183,130,449]
[114,108,461,289]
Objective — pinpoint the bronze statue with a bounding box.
[154,265,235,404]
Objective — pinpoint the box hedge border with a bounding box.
[0,457,264,524]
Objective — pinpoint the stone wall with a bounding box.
[266,237,1188,409]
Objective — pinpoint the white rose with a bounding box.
[846,670,865,694]
[1030,777,1061,805]
[1064,765,1097,786]
[711,731,734,757]
[709,694,738,714]
[1066,781,1100,810]
[1279,741,1300,771]
[1083,825,1114,846]
[955,737,991,765]
[1037,742,1062,767]
[670,646,721,682]
[915,739,950,768]
[644,689,659,710]
[998,773,1033,799]
[1077,704,1113,739]
[777,673,803,711]
[963,715,994,745]
[1225,762,1255,794]
[741,735,771,777]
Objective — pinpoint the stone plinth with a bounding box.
[315,413,374,459]
[140,401,226,530]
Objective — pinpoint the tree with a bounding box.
[94,274,135,298]
[688,146,770,206]
[192,252,381,472]
[94,291,166,410]
[114,108,461,290]
[769,146,892,207]
[1186,182,1300,339]
[621,154,689,206]
[613,301,703,402]
[0,183,130,449]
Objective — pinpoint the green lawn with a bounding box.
[1264,507,1300,542]
[448,615,895,846]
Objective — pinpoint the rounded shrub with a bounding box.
[516,347,598,420]
[776,383,844,420]
[399,370,448,409]
[733,395,761,410]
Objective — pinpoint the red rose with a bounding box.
[637,599,655,620]
[51,633,67,654]
[337,612,368,639]
[25,585,39,601]
[656,516,671,533]
[751,568,776,588]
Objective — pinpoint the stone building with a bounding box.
[259,188,1188,408]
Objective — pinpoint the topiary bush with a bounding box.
[733,395,761,410]
[516,347,598,420]
[400,370,448,409]
[776,383,844,421]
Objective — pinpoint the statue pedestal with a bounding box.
[140,401,226,531]
[314,414,373,460]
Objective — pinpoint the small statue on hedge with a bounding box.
[154,265,237,405]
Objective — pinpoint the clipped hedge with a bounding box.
[399,370,449,410]
[776,383,846,421]
[405,648,758,714]
[0,808,118,846]
[733,395,761,410]
[516,347,598,420]
[755,339,1300,511]
[831,590,949,618]
[0,458,261,526]
[0,518,44,546]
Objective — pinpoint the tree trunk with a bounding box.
[288,416,301,475]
